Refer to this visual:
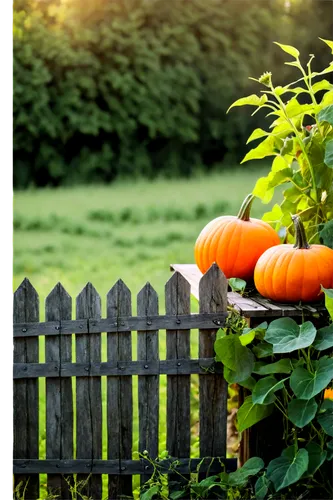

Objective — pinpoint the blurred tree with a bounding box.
[13,0,333,187]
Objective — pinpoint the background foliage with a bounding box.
[13,0,333,188]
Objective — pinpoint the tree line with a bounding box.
[13,0,333,188]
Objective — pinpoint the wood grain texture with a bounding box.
[107,280,133,499]
[14,313,227,338]
[165,272,191,490]
[14,358,221,379]
[137,283,159,486]
[13,457,237,475]
[76,283,102,500]
[13,278,40,499]
[45,283,73,499]
[199,264,228,460]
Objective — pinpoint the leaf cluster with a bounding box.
[228,39,333,247]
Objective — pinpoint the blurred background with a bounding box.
[13,0,333,303]
[12,3,333,495]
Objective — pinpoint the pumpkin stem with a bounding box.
[237,194,255,221]
[292,215,310,249]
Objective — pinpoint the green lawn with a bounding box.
[13,165,278,499]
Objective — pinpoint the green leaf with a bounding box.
[255,475,269,500]
[227,94,268,113]
[265,318,317,354]
[240,329,256,346]
[313,324,333,351]
[237,396,274,432]
[274,42,300,59]
[266,448,309,492]
[241,136,277,164]
[304,442,327,477]
[229,277,246,293]
[324,139,333,168]
[228,457,265,487]
[319,222,333,251]
[318,104,333,125]
[287,398,318,428]
[284,97,314,119]
[252,376,287,405]
[246,128,269,144]
[252,176,274,204]
[224,366,256,389]
[214,335,254,382]
[272,155,288,172]
[317,411,333,436]
[326,440,333,461]
[322,398,333,411]
[169,490,188,500]
[253,342,273,359]
[319,38,333,54]
[290,357,333,400]
[312,80,333,94]
[253,359,292,375]
[141,485,160,500]
[239,322,267,346]
[322,286,333,316]
[261,203,283,222]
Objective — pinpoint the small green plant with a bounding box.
[228,38,333,247]
[213,286,333,499]
[13,475,94,500]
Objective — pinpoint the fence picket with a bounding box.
[199,263,228,460]
[13,279,40,499]
[76,283,102,499]
[45,283,73,499]
[165,272,191,489]
[107,280,133,498]
[137,283,159,486]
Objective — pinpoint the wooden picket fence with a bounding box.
[13,264,238,500]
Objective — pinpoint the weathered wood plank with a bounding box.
[13,457,237,475]
[45,283,73,499]
[250,295,296,316]
[76,283,102,500]
[199,264,228,461]
[14,357,221,379]
[166,272,191,490]
[13,278,40,499]
[137,283,159,486]
[14,313,227,337]
[107,280,133,498]
[171,264,327,317]
[170,264,202,300]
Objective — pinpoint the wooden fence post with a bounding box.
[137,283,159,486]
[76,283,102,499]
[13,279,40,499]
[165,271,191,490]
[107,280,133,499]
[45,283,73,499]
[199,264,228,461]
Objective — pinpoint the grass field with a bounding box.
[13,164,278,499]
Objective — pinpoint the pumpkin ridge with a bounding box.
[198,218,223,272]
[208,219,233,272]
[299,249,306,301]
[229,221,245,277]
[223,220,241,277]
[285,249,301,301]
[271,248,291,300]
[314,247,331,293]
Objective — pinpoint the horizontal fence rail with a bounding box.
[13,264,233,500]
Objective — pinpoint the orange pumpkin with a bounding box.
[194,194,280,279]
[254,215,333,302]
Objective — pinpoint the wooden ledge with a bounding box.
[170,264,326,318]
